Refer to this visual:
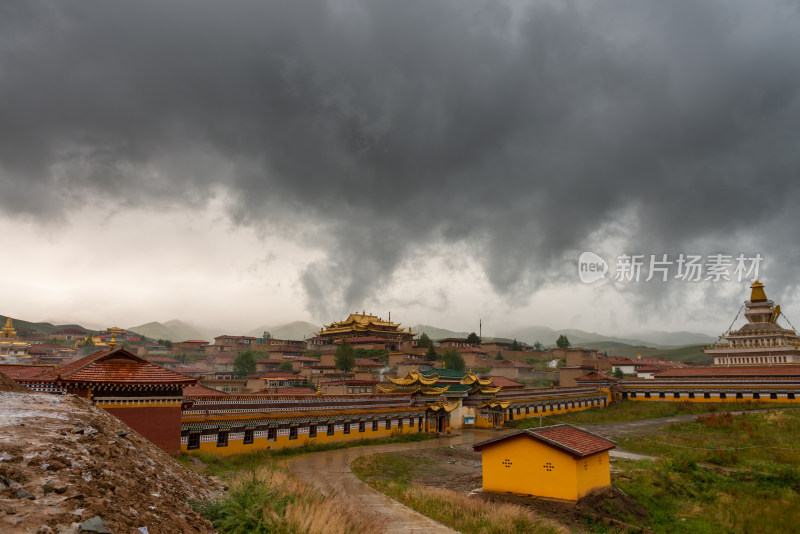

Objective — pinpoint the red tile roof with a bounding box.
[485,376,525,388]
[529,426,616,457]
[37,348,196,385]
[654,366,800,378]
[183,383,228,396]
[0,364,54,380]
[474,424,615,458]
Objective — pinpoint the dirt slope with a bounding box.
[0,390,220,533]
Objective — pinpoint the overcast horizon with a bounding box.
[2,1,800,339]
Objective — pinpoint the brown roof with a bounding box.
[0,364,55,380]
[485,376,525,388]
[36,348,196,385]
[183,383,228,396]
[473,424,615,458]
[654,366,800,378]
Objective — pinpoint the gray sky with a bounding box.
[1,1,800,337]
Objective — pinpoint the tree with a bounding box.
[441,349,465,371]
[417,333,433,349]
[510,338,523,351]
[424,345,438,361]
[80,336,95,348]
[556,335,571,349]
[613,367,625,379]
[466,332,481,346]
[495,352,504,360]
[335,339,355,374]
[262,331,272,340]
[233,350,258,378]
[157,339,173,349]
[533,340,544,351]
[278,361,293,371]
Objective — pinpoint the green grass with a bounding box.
[511,400,796,428]
[610,410,800,533]
[176,431,431,477]
[352,452,563,534]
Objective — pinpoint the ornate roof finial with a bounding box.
[109,333,117,350]
[442,359,446,369]
[316,383,322,395]
[750,280,767,302]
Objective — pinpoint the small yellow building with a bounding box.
[473,424,616,501]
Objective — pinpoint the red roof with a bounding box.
[576,371,617,381]
[485,376,524,388]
[180,340,209,344]
[322,380,379,385]
[183,383,228,396]
[474,424,616,458]
[36,348,196,385]
[654,366,800,378]
[0,364,55,380]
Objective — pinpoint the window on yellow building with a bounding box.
[359,421,365,432]
[244,429,254,444]
[188,433,200,450]
[385,419,391,430]
[372,420,378,431]
[344,423,350,434]
[217,431,228,447]
[309,424,317,438]
[327,424,334,436]
[267,427,277,441]
[289,426,298,440]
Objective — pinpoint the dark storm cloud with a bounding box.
[2,0,800,317]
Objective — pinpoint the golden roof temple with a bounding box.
[316,312,416,343]
[706,280,800,366]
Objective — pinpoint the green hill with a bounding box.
[0,315,94,337]
[583,341,711,364]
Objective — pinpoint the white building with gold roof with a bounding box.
[706,281,800,366]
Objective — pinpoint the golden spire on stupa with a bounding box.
[750,280,768,302]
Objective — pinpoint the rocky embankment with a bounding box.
[0,374,220,533]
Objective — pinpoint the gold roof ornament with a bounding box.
[427,398,459,413]
[109,333,116,350]
[461,370,494,386]
[1,317,16,339]
[750,280,768,302]
[316,384,323,395]
[477,399,510,410]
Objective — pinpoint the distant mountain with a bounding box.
[411,324,470,341]
[245,321,319,341]
[127,320,210,342]
[624,330,717,347]
[0,315,95,336]
[586,341,711,363]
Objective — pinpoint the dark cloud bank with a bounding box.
[1,1,800,319]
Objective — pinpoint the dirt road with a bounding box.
[286,431,495,533]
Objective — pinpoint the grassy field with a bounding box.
[181,432,430,532]
[352,453,563,534]
[587,341,711,363]
[612,409,800,533]
[511,400,795,428]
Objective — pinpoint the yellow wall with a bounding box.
[182,417,423,456]
[625,391,800,404]
[475,397,604,428]
[480,435,610,501]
